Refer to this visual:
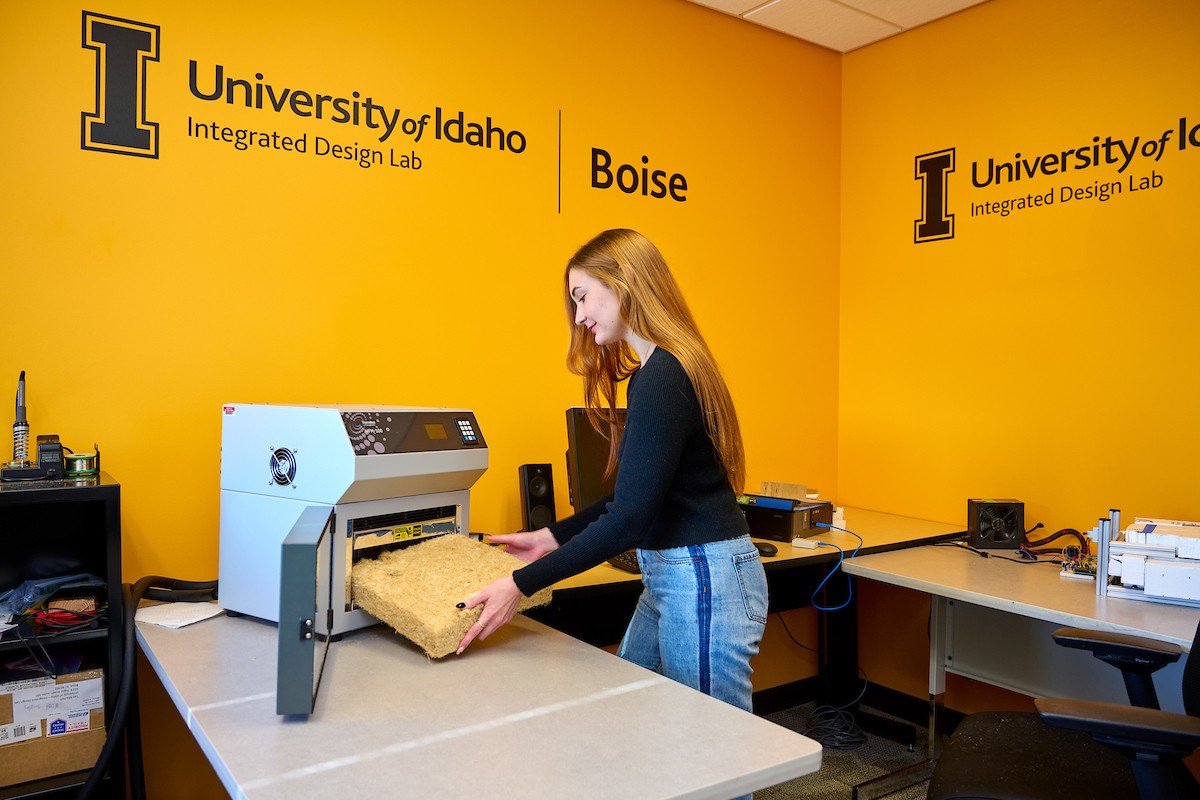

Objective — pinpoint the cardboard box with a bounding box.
[0,668,106,789]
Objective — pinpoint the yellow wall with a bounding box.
[841,0,1200,701]
[1,0,841,584]
[840,0,1200,530]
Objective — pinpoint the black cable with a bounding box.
[77,576,218,800]
[775,611,817,654]
[803,671,870,749]
[126,670,146,800]
[772,595,869,747]
[804,705,868,749]
[13,624,58,678]
[936,540,1064,566]
[77,580,141,800]
[1025,527,1088,553]
[772,598,868,745]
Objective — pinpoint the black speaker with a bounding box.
[519,464,556,531]
[968,499,1024,549]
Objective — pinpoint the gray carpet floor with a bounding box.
[756,704,931,799]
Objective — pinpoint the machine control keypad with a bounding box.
[455,418,478,444]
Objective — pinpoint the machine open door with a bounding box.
[276,505,336,716]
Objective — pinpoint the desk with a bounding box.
[552,507,965,593]
[137,612,821,799]
[533,508,964,705]
[539,507,963,635]
[844,543,1200,746]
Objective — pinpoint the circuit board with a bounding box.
[1060,546,1097,580]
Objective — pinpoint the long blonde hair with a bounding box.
[563,229,745,494]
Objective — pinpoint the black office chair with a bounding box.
[928,619,1200,800]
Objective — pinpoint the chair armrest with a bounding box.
[1052,626,1181,672]
[1036,696,1200,752]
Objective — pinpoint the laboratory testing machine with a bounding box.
[217,403,488,640]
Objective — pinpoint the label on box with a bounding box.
[0,719,42,745]
[46,709,92,737]
[11,677,103,723]
[0,675,55,694]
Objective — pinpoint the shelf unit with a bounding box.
[0,472,124,799]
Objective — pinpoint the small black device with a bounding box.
[2,434,66,481]
[1,372,92,482]
[754,540,778,557]
[738,495,834,542]
[967,498,1025,549]
[518,463,556,531]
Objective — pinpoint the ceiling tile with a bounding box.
[842,0,990,29]
[686,0,996,52]
[688,0,764,13]
[747,0,903,52]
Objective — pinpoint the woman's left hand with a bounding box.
[456,574,522,655]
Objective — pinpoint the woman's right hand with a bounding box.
[486,528,559,563]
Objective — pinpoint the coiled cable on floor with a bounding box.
[802,675,869,749]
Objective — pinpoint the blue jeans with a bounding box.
[617,535,768,713]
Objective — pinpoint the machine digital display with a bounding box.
[424,422,448,440]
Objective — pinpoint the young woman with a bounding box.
[457,228,767,714]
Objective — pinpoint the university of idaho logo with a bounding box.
[914,148,955,243]
[81,11,160,158]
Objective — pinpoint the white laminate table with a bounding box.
[137,611,822,800]
[844,543,1199,745]
[845,543,1199,649]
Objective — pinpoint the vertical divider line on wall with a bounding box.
[558,109,562,214]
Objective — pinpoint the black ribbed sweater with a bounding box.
[512,348,747,596]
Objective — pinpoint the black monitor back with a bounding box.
[564,407,625,513]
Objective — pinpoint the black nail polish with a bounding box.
[456,602,466,609]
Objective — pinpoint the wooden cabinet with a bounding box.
[0,473,123,799]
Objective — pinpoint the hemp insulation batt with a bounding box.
[352,534,552,658]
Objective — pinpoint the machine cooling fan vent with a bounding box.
[269,447,298,486]
[979,507,1018,542]
[968,499,1024,549]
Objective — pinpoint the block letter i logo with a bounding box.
[914,148,955,243]
[82,12,160,158]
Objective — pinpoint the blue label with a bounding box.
[751,496,794,511]
[49,718,67,736]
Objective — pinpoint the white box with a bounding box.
[1120,553,1147,587]
[1144,558,1200,601]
